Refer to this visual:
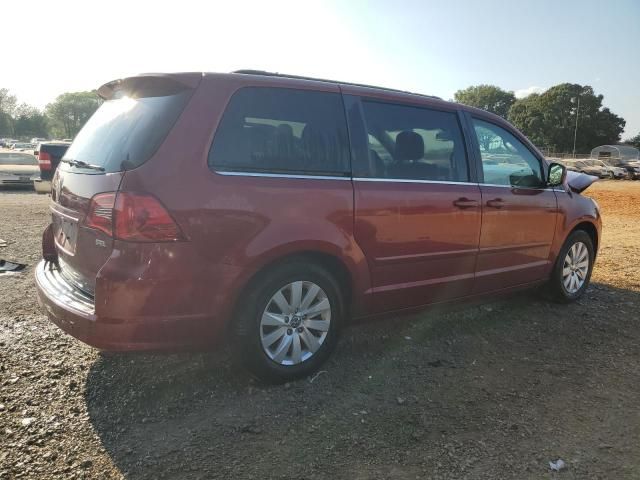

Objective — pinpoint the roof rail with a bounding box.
[232,69,442,101]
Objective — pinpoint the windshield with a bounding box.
[62,90,192,173]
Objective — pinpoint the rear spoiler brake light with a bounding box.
[97,74,202,101]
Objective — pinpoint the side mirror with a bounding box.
[547,162,566,187]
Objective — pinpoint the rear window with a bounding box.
[0,153,37,166]
[209,87,350,176]
[62,89,192,173]
[40,144,69,158]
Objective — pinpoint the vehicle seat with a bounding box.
[274,123,296,165]
[369,149,386,177]
[302,125,329,171]
[388,130,436,180]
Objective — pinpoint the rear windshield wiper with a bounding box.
[61,158,105,172]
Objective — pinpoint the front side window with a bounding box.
[209,87,350,176]
[359,101,469,182]
[472,118,543,187]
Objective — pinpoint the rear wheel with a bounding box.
[548,230,594,302]
[231,261,343,383]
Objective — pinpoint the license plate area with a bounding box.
[53,213,78,255]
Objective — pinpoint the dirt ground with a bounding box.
[1,181,639,479]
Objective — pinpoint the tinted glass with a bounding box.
[209,87,350,176]
[62,90,192,173]
[472,119,543,187]
[359,101,468,182]
[40,144,69,158]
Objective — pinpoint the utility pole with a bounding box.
[572,96,580,157]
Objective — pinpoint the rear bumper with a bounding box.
[35,260,226,351]
[34,179,51,193]
[0,178,34,187]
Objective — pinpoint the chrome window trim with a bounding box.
[215,171,565,192]
[479,183,559,191]
[356,177,561,191]
[353,177,476,186]
[215,170,351,181]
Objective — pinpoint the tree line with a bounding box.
[454,83,639,153]
[0,88,102,140]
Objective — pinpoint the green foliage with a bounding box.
[1,88,103,140]
[45,91,103,139]
[0,88,18,136]
[625,133,640,149]
[13,103,48,138]
[507,83,625,153]
[454,85,515,119]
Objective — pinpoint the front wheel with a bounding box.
[548,231,594,302]
[231,261,343,383]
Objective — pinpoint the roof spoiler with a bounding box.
[97,73,203,100]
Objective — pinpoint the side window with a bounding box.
[359,101,469,182]
[472,118,543,187]
[209,87,350,176]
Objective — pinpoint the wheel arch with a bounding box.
[570,221,599,257]
[225,242,370,335]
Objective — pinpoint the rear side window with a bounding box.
[209,87,350,176]
[358,101,469,182]
[62,89,192,173]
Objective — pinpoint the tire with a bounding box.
[231,260,344,383]
[548,230,594,303]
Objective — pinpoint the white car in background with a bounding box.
[586,159,626,179]
[563,159,625,179]
[0,151,39,188]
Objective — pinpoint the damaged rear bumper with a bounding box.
[34,260,219,351]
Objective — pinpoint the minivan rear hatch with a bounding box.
[50,73,200,296]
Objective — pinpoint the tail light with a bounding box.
[38,151,52,170]
[86,193,116,236]
[114,193,184,241]
[85,192,184,242]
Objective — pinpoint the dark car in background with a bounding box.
[33,141,71,193]
[35,71,601,382]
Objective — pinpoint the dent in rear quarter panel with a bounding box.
[117,73,371,330]
[549,189,601,264]
[193,173,371,318]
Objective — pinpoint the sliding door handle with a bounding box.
[486,198,505,209]
[453,197,479,209]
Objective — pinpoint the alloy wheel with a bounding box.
[562,241,589,294]
[260,281,331,365]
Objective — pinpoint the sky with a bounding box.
[2,0,639,138]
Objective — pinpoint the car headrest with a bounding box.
[396,131,424,161]
[302,124,320,142]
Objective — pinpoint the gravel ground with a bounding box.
[1,181,640,479]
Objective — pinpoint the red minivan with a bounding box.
[35,71,601,382]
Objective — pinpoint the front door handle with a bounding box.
[486,198,505,209]
[453,197,479,209]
